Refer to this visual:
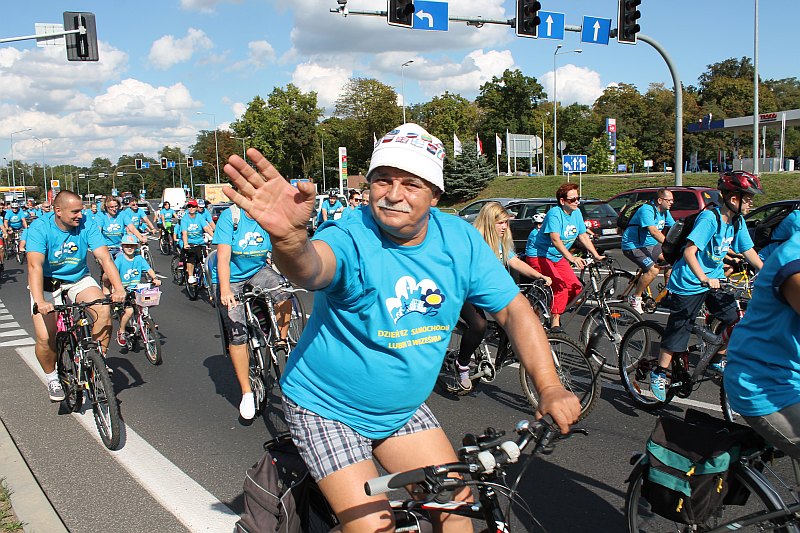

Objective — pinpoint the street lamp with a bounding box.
[232,135,251,160]
[10,127,32,197]
[553,45,582,175]
[33,137,50,198]
[400,60,414,123]
[196,111,220,184]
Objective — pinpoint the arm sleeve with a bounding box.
[26,223,47,254]
[733,219,755,253]
[465,230,519,313]
[86,220,107,250]
[313,225,360,300]
[773,259,800,305]
[212,210,232,245]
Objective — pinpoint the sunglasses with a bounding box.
[564,197,580,203]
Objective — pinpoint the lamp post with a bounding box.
[232,136,251,160]
[10,128,32,197]
[33,137,49,199]
[196,111,220,184]
[542,112,550,174]
[553,45,582,176]
[400,60,414,123]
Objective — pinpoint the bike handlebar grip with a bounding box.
[32,303,39,315]
[364,468,426,496]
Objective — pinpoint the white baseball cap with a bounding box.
[367,123,446,192]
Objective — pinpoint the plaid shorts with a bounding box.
[282,396,441,482]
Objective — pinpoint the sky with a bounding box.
[1,0,797,168]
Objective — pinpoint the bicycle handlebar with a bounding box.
[32,297,112,315]
[234,282,307,302]
[364,417,587,496]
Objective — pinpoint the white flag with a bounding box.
[476,133,483,156]
[373,132,379,148]
[495,133,502,155]
[453,133,463,157]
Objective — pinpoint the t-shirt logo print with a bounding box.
[564,224,578,238]
[54,241,79,259]
[238,231,265,249]
[385,276,446,323]
[107,223,121,231]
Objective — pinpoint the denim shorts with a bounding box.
[282,396,441,481]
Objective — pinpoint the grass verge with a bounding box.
[0,479,24,532]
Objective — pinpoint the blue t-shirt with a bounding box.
[197,209,213,226]
[758,210,800,261]
[97,212,125,247]
[725,232,800,417]
[159,208,176,225]
[668,209,754,295]
[114,254,152,290]
[27,215,106,282]
[211,208,271,283]
[621,203,675,250]
[82,209,102,227]
[524,228,540,258]
[281,208,520,439]
[317,200,343,222]
[179,213,207,245]
[4,210,25,230]
[533,207,587,262]
[120,209,147,232]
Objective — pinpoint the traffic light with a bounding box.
[618,0,642,44]
[135,158,142,170]
[63,12,99,61]
[187,156,194,167]
[160,157,168,170]
[387,0,414,28]
[516,0,542,38]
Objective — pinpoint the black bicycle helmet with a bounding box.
[718,170,764,195]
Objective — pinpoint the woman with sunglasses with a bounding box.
[528,183,604,332]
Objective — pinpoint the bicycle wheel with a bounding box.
[618,321,673,409]
[186,269,199,300]
[159,233,171,255]
[520,333,600,421]
[248,344,268,415]
[171,255,184,284]
[287,294,307,346]
[525,287,552,330]
[581,302,642,374]
[625,459,798,533]
[141,246,154,270]
[141,316,162,365]
[16,248,25,265]
[56,333,83,412]
[600,270,635,301]
[86,349,121,450]
[720,382,740,423]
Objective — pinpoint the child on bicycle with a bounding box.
[114,234,161,349]
[650,171,764,401]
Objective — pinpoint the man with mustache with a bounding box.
[223,123,580,533]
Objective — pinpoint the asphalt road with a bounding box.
[0,245,739,533]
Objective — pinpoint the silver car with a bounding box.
[456,198,524,223]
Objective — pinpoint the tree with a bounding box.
[442,143,496,202]
[588,137,613,174]
[417,91,479,143]
[615,137,645,173]
[558,103,599,155]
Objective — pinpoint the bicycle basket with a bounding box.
[135,287,162,307]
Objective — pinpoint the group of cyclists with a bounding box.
[12,119,799,531]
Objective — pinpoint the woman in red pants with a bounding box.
[525,183,605,332]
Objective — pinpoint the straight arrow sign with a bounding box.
[537,11,565,40]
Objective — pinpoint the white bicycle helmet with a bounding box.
[533,213,545,224]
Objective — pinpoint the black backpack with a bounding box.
[235,434,339,533]
[616,200,657,235]
[661,205,742,265]
[753,207,797,249]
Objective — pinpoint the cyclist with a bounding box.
[27,191,125,401]
[196,199,216,232]
[213,205,293,420]
[757,209,799,261]
[82,202,102,227]
[97,197,126,294]
[455,202,552,391]
[4,201,28,259]
[620,188,675,313]
[523,212,546,266]
[157,201,176,248]
[528,183,605,333]
[179,199,213,286]
[725,231,800,460]
[113,234,161,349]
[223,123,580,533]
[120,199,154,242]
[650,171,764,401]
[317,190,343,225]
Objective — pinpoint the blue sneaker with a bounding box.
[708,358,726,375]
[650,370,668,402]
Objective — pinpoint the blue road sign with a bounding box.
[142,162,150,169]
[290,179,310,188]
[563,154,588,174]
[413,0,448,32]
[168,161,176,168]
[195,160,203,167]
[581,16,611,45]
[538,11,565,40]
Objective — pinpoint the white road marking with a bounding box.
[0,321,21,329]
[14,346,239,532]
[0,338,35,347]
[0,328,33,338]
[602,380,722,413]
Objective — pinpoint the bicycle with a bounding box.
[617,282,746,422]
[117,285,162,365]
[171,253,185,285]
[158,223,174,255]
[600,263,670,314]
[226,282,307,416]
[624,429,800,532]
[34,297,122,450]
[139,239,155,270]
[5,229,24,264]
[364,417,587,532]
[185,244,209,301]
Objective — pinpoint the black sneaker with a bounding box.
[47,380,65,402]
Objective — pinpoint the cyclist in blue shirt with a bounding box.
[523,212,546,263]
[157,201,176,249]
[620,188,675,313]
[725,231,800,460]
[212,206,293,420]
[4,202,28,260]
[650,171,764,401]
[223,123,580,533]
[113,234,160,349]
[82,202,102,227]
[27,191,125,401]
[120,200,154,242]
[317,191,343,225]
[179,199,213,285]
[196,199,216,232]
[757,209,799,261]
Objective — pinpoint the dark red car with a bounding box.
[607,186,720,220]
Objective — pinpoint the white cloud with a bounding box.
[93,79,199,125]
[412,49,516,98]
[180,0,241,13]
[291,62,352,110]
[232,102,247,120]
[148,28,213,70]
[541,64,609,106]
[228,40,276,71]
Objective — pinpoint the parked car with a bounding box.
[506,198,621,255]
[456,198,524,223]
[607,186,719,221]
[210,202,233,223]
[744,199,800,247]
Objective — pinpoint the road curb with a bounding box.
[0,416,68,533]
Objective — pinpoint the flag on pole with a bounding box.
[476,133,483,156]
[495,133,502,155]
[373,132,379,148]
[453,134,463,157]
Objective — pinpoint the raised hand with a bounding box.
[222,149,317,242]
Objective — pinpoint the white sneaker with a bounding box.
[628,295,644,314]
[239,392,256,420]
[187,275,197,284]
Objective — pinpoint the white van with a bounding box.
[160,188,187,213]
